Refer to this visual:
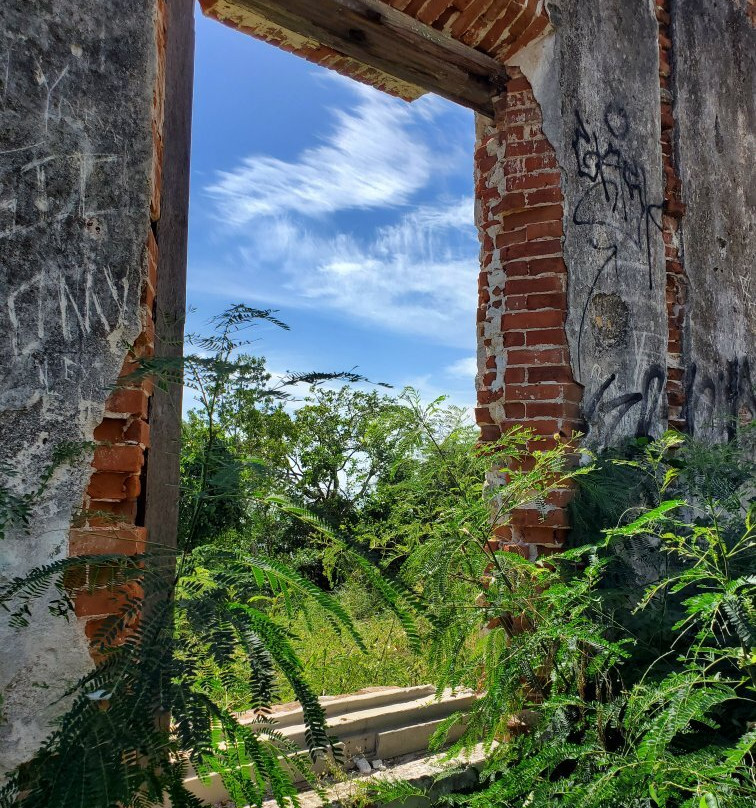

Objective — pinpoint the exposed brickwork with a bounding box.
[656,0,688,432]
[200,1,549,102]
[387,0,550,61]
[69,0,166,649]
[474,68,582,558]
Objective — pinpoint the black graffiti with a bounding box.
[684,358,756,438]
[572,105,664,379]
[572,105,664,287]
[584,364,666,441]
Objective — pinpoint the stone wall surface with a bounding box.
[0,0,157,776]
[672,0,756,440]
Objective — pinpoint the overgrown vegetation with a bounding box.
[1,305,754,808]
[365,427,756,808]
[0,307,423,807]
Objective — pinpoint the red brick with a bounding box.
[506,294,528,311]
[527,256,567,276]
[87,472,134,501]
[106,387,149,418]
[493,524,514,542]
[505,238,563,260]
[524,154,558,172]
[93,418,126,443]
[508,347,567,366]
[496,204,563,229]
[524,187,563,207]
[480,424,502,441]
[497,228,527,248]
[93,444,145,474]
[511,508,570,528]
[504,367,526,384]
[527,292,567,310]
[506,141,535,157]
[525,328,567,346]
[475,407,495,425]
[505,76,532,93]
[69,526,148,556]
[501,309,564,330]
[519,526,568,545]
[526,401,582,419]
[506,171,562,193]
[73,581,143,619]
[123,419,150,446]
[526,220,563,241]
[86,499,139,523]
[528,365,574,384]
[545,488,577,508]
[505,276,564,295]
[504,402,526,419]
[504,330,526,347]
[506,384,563,402]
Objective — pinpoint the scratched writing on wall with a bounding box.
[684,357,756,440]
[0,41,134,411]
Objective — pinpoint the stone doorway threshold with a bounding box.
[182,685,480,806]
[261,742,487,808]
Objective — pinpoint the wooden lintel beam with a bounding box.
[233,0,508,116]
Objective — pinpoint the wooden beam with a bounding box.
[145,0,194,552]
[232,0,507,116]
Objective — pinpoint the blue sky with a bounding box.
[188,10,479,409]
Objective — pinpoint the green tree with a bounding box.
[0,305,422,808]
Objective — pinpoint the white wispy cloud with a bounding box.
[207,83,438,223]
[445,356,478,378]
[193,197,478,348]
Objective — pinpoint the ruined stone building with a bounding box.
[1,0,754,777]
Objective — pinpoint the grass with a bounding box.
[278,582,432,700]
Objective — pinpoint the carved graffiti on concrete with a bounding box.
[0,39,137,416]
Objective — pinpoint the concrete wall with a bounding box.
[0,0,158,776]
[474,0,754,557]
[507,0,668,448]
[491,0,754,450]
[553,0,668,447]
[673,0,756,440]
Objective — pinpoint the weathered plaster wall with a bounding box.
[672,0,756,440]
[519,0,668,448]
[0,0,157,775]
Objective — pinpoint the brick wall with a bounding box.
[200,1,551,102]
[657,0,688,432]
[69,0,167,647]
[387,0,550,61]
[474,67,582,559]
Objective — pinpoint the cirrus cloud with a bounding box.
[207,83,442,223]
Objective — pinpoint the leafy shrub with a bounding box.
[375,426,756,808]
